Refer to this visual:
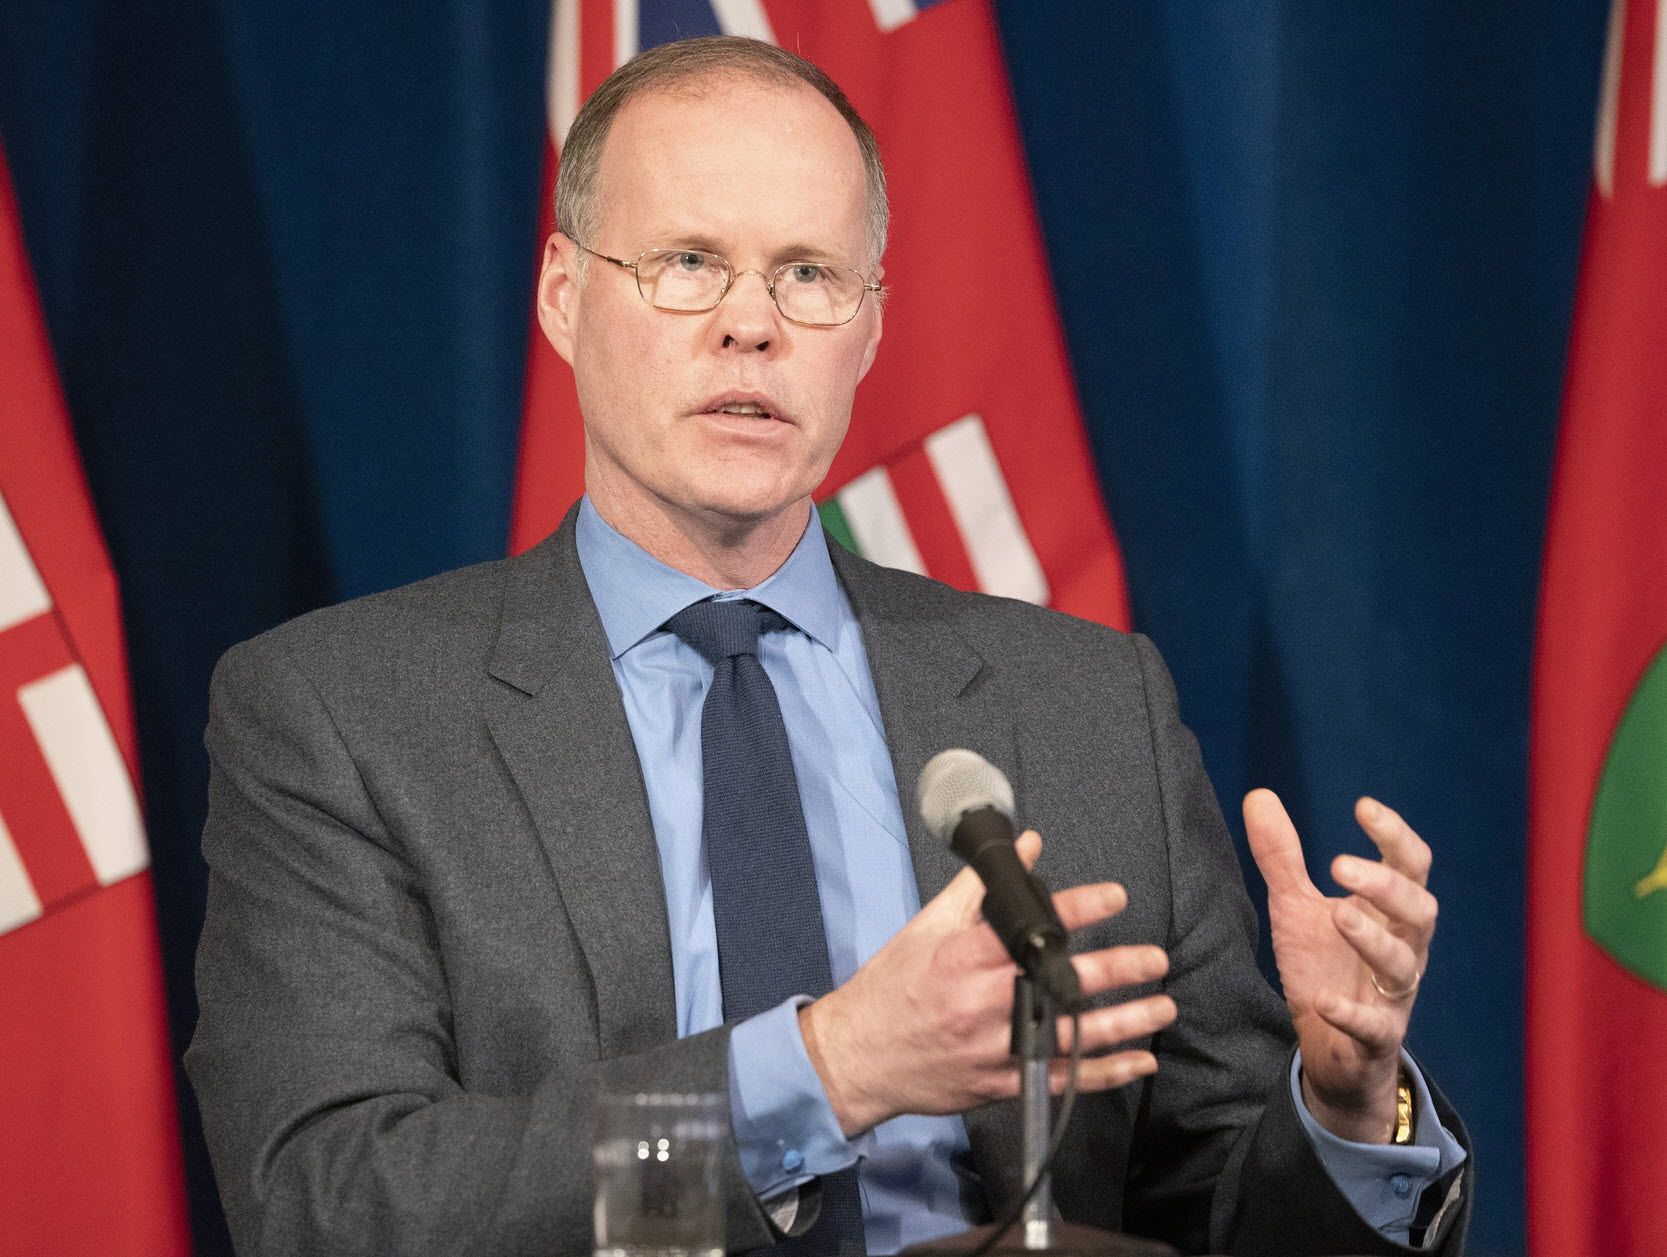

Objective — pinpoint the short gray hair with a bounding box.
[555,36,889,269]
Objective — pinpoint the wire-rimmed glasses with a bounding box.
[574,241,883,327]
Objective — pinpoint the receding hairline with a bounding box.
[618,59,829,106]
[593,71,868,234]
[555,37,889,268]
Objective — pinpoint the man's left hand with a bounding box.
[1244,788,1438,1144]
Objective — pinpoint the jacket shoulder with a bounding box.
[210,548,530,701]
[833,544,1148,676]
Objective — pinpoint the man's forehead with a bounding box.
[594,72,869,255]
[614,69,843,134]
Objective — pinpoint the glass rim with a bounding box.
[573,238,884,327]
[595,1090,724,1107]
[638,246,868,280]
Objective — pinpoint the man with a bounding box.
[187,36,1468,1257]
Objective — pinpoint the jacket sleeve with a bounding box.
[184,634,786,1257]
[1119,633,1471,1257]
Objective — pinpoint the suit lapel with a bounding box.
[829,545,1026,1212]
[484,510,677,1058]
[483,522,1028,1207]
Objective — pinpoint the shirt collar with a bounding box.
[574,495,846,659]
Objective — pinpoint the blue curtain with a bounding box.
[0,2,1607,1252]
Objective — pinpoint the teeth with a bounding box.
[718,402,770,416]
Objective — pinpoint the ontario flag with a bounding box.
[1528,1,1667,1254]
[0,152,191,1250]
[512,0,1129,629]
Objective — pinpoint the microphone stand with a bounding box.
[900,965,1177,1257]
[1012,971,1059,1251]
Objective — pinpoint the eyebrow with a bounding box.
[649,233,852,267]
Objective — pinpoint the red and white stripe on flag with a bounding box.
[0,152,191,1252]
[1528,2,1667,1255]
[512,0,1130,631]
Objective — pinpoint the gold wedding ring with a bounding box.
[1370,967,1422,1001]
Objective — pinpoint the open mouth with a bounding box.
[696,392,791,428]
[706,401,777,420]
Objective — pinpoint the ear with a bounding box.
[536,233,581,364]
[856,268,885,382]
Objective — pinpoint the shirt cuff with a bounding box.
[728,996,862,1202]
[1290,1050,1467,1245]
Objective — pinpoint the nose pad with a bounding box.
[714,269,779,351]
[729,269,776,305]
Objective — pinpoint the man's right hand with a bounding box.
[797,831,1177,1138]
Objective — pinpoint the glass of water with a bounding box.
[593,1091,727,1257]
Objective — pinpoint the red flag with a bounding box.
[512,0,1129,630]
[1528,1,1667,1254]
[0,151,191,1252]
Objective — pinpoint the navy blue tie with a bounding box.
[664,598,867,1256]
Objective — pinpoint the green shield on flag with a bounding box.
[1584,642,1667,990]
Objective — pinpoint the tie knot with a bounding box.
[663,598,790,664]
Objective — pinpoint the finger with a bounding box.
[921,861,1002,930]
[1333,901,1422,992]
[1053,881,1128,932]
[1057,993,1176,1052]
[1355,797,1433,888]
[923,831,1047,931]
[1244,788,1318,897]
[1048,1049,1157,1094]
[1016,829,1042,870]
[954,882,1136,975]
[1071,943,1170,997]
[1332,854,1438,942]
[1312,991,1403,1056]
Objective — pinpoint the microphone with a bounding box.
[917,749,1082,1010]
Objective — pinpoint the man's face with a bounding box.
[538,75,882,536]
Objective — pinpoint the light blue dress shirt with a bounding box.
[574,496,1465,1252]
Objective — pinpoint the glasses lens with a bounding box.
[638,250,730,312]
[774,262,866,326]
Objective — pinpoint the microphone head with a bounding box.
[917,749,1016,844]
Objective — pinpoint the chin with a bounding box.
[679,477,813,527]
[693,491,806,526]
[675,457,820,524]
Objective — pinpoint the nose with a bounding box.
[710,268,780,354]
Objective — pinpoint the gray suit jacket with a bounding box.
[187,509,1470,1257]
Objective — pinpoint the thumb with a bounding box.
[1016,829,1042,870]
[1243,788,1315,896]
[923,863,987,929]
[923,830,1044,928]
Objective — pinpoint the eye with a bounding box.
[784,263,827,285]
[674,251,711,272]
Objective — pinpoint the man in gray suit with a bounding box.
[187,36,1469,1257]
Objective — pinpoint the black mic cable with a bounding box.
[965,1008,1082,1257]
